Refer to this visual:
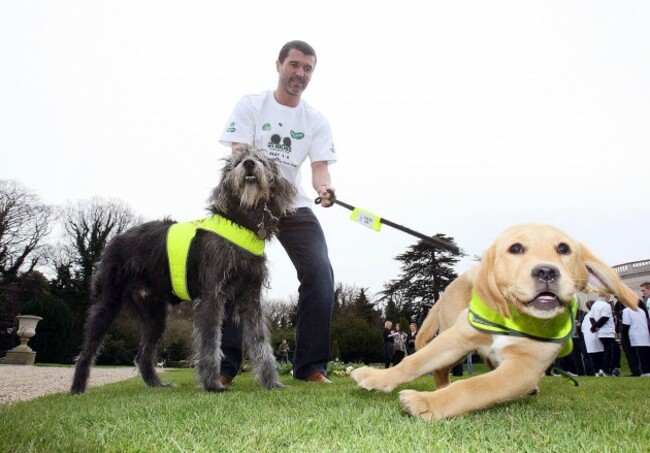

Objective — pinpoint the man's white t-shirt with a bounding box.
[622,307,650,347]
[581,309,604,353]
[219,90,337,208]
[590,299,616,339]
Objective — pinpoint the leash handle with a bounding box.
[314,188,336,205]
[314,191,460,255]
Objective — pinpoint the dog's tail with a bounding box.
[415,302,441,350]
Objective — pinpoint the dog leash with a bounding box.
[551,367,580,386]
[315,190,460,255]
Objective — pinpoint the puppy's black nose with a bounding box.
[531,265,558,283]
[243,159,256,170]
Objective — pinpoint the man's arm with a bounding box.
[590,316,609,332]
[312,161,334,207]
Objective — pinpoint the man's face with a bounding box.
[276,49,315,98]
[641,286,650,298]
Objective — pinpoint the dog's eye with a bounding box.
[557,243,571,255]
[508,243,525,254]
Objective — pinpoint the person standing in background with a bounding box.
[590,294,616,376]
[640,282,650,316]
[621,300,650,376]
[406,322,418,356]
[392,323,408,365]
[581,300,602,376]
[383,321,395,369]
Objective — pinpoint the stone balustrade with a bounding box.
[613,259,650,294]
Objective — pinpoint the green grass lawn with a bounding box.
[1,367,649,452]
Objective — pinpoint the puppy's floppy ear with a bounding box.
[473,243,511,318]
[579,243,638,309]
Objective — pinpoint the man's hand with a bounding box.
[317,185,335,208]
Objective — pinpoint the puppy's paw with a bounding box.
[265,381,285,390]
[350,366,396,392]
[399,390,437,421]
[203,381,228,393]
[350,366,373,383]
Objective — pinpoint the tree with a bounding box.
[53,197,141,354]
[266,297,298,355]
[265,297,297,330]
[379,234,463,320]
[331,284,384,363]
[21,292,75,363]
[351,288,376,323]
[0,270,53,355]
[0,180,54,283]
[59,197,141,284]
[0,182,53,353]
[384,299,401,324]
[331,315,383,364]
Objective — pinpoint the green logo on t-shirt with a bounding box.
[227,122,236,133]
[262,123,271,131]
[290,130,305,140]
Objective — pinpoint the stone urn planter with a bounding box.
[1,315,43,365]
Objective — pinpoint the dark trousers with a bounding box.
[596,337,616,374]
[612,339,621,369]
[556,345,580,374]
[621,334,637,374]
[624,342,650,375]
[384,343,394,368]
[636,346,650,374]
[576,335,594,375]
[220,208,334,380]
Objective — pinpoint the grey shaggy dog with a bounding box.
[70,147,296,394]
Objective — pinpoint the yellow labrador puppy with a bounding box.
[351,223,638,420]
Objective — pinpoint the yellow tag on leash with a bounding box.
[350,208,382,232]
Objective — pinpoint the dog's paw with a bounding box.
[399,390,437,421]
[350,366,372,383]
[265,381,285,390]
[350,366,396,392]
[203,381,229,393]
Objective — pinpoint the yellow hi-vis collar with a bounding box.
[166,215,265,301]
[468,291,577,358]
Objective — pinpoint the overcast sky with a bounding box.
[2,1,649,302]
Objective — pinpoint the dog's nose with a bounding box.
[243,159,256,170]
[531,265,559,283]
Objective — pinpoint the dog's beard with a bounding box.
[239,183,266,209]
[211,147,295,219]
[227,164,271,209]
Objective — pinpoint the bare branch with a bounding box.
[0,180,55,282]
[60,197,141,281]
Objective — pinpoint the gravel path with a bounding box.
[0,365,158,405]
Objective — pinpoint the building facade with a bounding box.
[614,259,650,299]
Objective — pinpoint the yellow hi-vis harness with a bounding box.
[468,291,578,358]
[166,215,265,302]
